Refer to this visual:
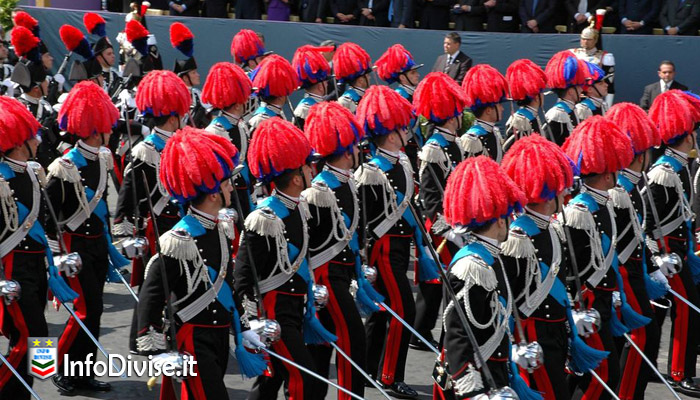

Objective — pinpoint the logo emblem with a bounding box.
[28,337,58,379]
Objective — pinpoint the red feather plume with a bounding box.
[230,29,265,64]
[58,81,119,139]
[562,115,634,175]
[125,19,149,43]
[545,51,587,90]
[59,25,85,52]
[13,11,38,33]
[332,42,372,83]
[501,134,573,204]
[247,117,312,182]
[374,44,415,83]
[355,85,413,137]
[136,70,192,117]
[680,91,700,124]
[648,90,696,144]
[201,62,252,110]
[169,22,193,48]
[606,102,660,154]
[252,54,298,98]
[292,45,332,87]
[10,26,40,59]
[413,72,468,123]
[443,156,526,228]
[83,12,106,36]
[461,64,509,110]
[0,97,42,152]
[506,59,547,102]
[160,127,239,202]
[304,102,364,157]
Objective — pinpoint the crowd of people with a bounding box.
[99,0,700,34]
[2,5,700,400]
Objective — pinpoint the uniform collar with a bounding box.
[434,126,457,142]
[559,98,576,108]
[349,86,366,96]
[582,184,610,205]
[304,92,325,102]
[586,96,605,107]
[153,126,174,142]
[525,105,539,114]
[524,208,551,229]
[77,140,99,161]
[472,233,501,256]
[221,110,242,125]
[189,206,217,230]
[666,147,689,167]
[273,189,300,210]
[20,93,39,104]
[4,157,27,173]
[261,102,283,115]
[621,168,641,185]
[377,147,400,164]
[398,84,415,96]
[324,164,351,183]
[475,119,495,132]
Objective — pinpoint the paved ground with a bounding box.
[1,280,696,400]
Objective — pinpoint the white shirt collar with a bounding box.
[20,93,39,104]
[525,207,552,228]
[661,79,674,91]
[154,126,174,139]
[473,233,501,252]
[273,189,300,209]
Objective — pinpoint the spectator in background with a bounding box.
[419,0,455,29]
[390,0,414,27]
[331,0,360,24]
[267,0,294,20]
[519,0,557,32]
[619,0,659,33]
[236,0,264,18]
[169,0,200,16]
[639,60,688,110]
[486,0,520,31]
[431,32,472,83]
[565,0,613,32]
[300,0,328,22]
[659,0,700,35]
[452,0,486,31]
[203,0,231,17]
[359,0,391,26]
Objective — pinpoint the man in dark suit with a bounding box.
[660,0,700,35]
[486,0,520,32]
[452,0,487,31]
[168,0,200,16]
[330,0,361,24]
[519,0,557,32]
[565,0,614,32]
[203,0,231,17]
[390,0,414,27]
[359,0,391,26]
[300,0,328,21]
[431,32,472,83]
[640,60,689,110]
[419,0,456,29]
[619,0,660,33]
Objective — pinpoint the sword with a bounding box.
[0,352,42,399]
[558,198,587,310]
[622,332,682,399]
[641,172,671,254]
[55,51,72,77]
[590,369,621,400]
[62,304,124,377]
[668,288,700,316]
[329,342,391,399]
[112,265,139,302]
[378,300,439,356]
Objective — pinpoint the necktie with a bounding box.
[664,83,670,92]
[444,55,452,73]
[532,0,539,15]
[388,0,394,21]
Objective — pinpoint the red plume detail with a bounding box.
[247,117,312,182]
[169,22,193,48]
[136,70,192,117]
[59,25,85,51]
[545,51,587,89]
[413,72,468,123]
[252,54,298,98]
[230,29,265,64]
[374,44,417,84]
[13,11,38,34]
[292,45,332,87]
[648,90,696,144]
[443,156,526,228]
[355,85,413,137]
[606,102,660,154]
[304,102,363,157]
[125,19,149,43]
[506,59,547,101]
[562,115,634,175]
[10,26,40,59]
[58,81,119,138]
[502,134,573,204]
[201,62,252,109]
[332,42,372,83]
[0,97,42,152]
[461,64,509,110]
[680,91,700,124]
[160,127,239,203]
[83,12,106,36]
